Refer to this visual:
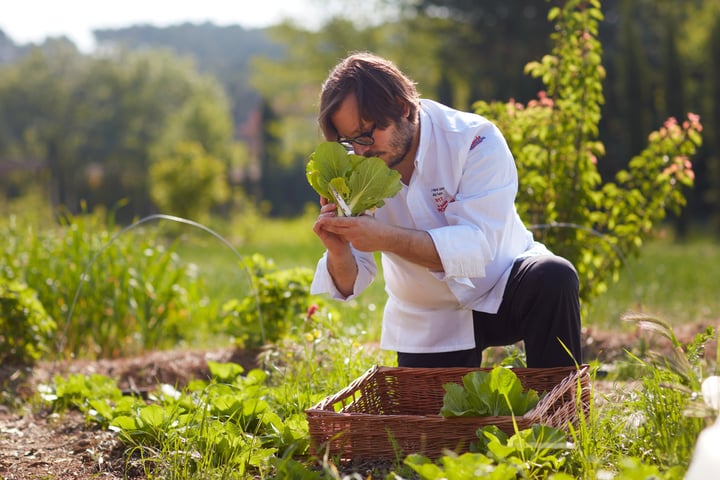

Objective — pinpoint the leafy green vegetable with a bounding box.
[440,367,540,417]
[306,142,402,216]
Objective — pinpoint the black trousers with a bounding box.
[397,255,583,368]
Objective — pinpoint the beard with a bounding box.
[365,117,416,169]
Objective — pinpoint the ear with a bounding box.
[400,100,411,119]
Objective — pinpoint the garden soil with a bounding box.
[0,323,715,479]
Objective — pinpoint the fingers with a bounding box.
[319,202,337,215]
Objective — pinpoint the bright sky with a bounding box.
[1,0,330,52]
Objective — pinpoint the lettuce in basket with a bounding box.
[440,366,540,417]
[306,142,402,216]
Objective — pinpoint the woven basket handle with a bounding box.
[314,365,379,411]
[526,365,588,428]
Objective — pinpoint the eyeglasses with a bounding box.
[337,124,376,149]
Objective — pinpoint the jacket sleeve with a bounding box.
[427,123,521,280]
[310,248,378,300]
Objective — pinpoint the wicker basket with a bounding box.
[306,364,591,460]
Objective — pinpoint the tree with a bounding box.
[0,46,237,220]
[474,0,702,302]
[0,41,87,210]
[408,0,553,106]
[149,141,229,222]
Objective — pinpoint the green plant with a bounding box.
[585,315,716,478]
[1,209,213,358]
[149,140,230,223]
[39,372,145,427]
[42,362,310,479]
[221,253,326,348]
[306,142,402,216]
[440,367,540,418]
[0,278,56,365]
[474,0,702,302]
[404,425,571,479]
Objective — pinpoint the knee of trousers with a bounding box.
[529,256,579,294]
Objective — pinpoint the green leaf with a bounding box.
[346,155,402,214]
[440,382,474,417]
[306,142,401,215]
[441,367,539,418]
[305,142,352,200]
[208,361,245,383]
[138,404,167,428]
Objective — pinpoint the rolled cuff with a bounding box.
[310,250,377,300]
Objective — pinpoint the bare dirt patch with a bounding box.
[0,347,260,480]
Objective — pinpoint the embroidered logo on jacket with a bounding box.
[470,135,486,151]
[432,187,455,213]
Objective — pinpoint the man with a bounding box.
[310,52,582,369]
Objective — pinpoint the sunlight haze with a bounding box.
[1,0,328,51]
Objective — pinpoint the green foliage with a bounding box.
[612,457,684,480]
[149,141,230,221]
[405,424,570,479]
[405,451,518,479]
[0,209,211,358]
[43,363,311,479]
[39,372,135,427]
[582,315,717,478]
[440,367,540,418]
[0,278,56,365]
[0,46,235,220]
[478,425,570,475]
[473,0,702,302]
[305,142,402,216]
[221,253,322,348]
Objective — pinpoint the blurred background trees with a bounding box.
[0,0,718,235]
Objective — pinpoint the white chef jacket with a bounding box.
[310,99,550,353]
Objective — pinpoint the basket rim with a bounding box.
[306,363,590,415]
[305,364,591,460]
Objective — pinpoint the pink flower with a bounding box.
[687,112,703,132]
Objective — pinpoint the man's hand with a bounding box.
[315,214,389,252]
[313,199,351,254]
[314,210,443,272]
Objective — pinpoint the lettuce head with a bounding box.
[306,142,402,216]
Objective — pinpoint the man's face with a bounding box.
[331,93,417,170]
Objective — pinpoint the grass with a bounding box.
[583,232,720,330]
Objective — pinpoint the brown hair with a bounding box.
[318,52,420,140]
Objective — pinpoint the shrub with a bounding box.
[474,0,702,302]
[0,278,56,366]
[221,254,325,348]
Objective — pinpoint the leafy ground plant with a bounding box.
[42,362,309,479]
[404,425,572,480]
[0,278,56,367]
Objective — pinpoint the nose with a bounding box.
[353,143,372,156]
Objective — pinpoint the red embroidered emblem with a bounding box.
[431,187,454,212]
